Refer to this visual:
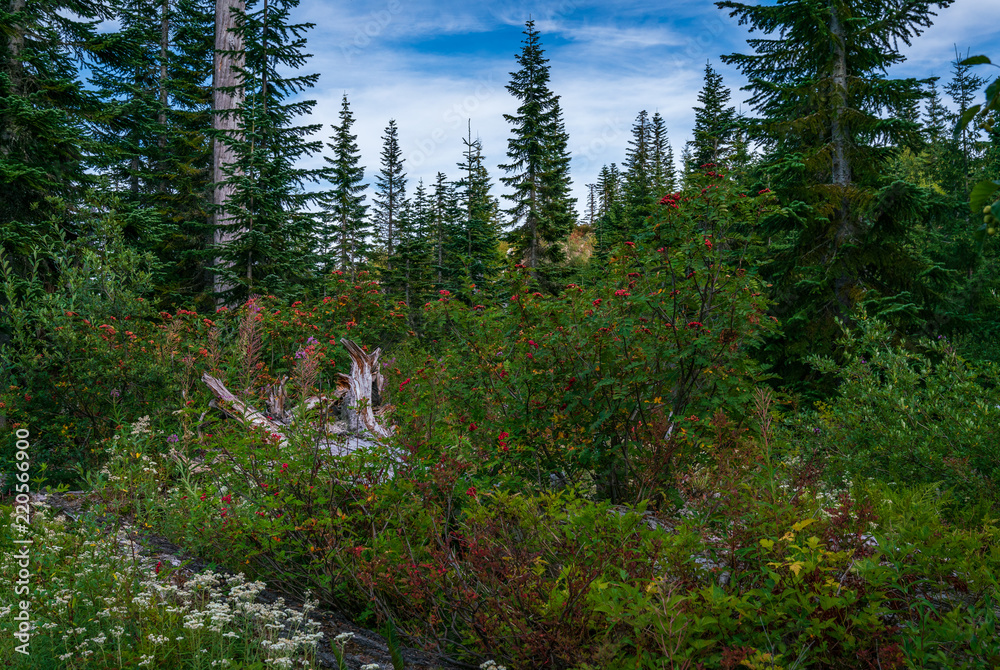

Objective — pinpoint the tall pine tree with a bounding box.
[212,0,327,302]
[321,94,368,275]
[1,0,104,277]
[686,61,737,170]
[500,19,575,272]
[650,111,676,196]
[372,119,406,270]
[718,0,954,382]
[623,109,654,236]
[453,124,500,291]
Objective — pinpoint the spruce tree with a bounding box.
[321,94,368,275]
[372,119,406,270]
[156,0,215,308]
[0,0,103,278]
[499,19,575,272]
[718,0,954,381]
[650,112,677,196]
[593,163,626,254]
[388,179,433,321]
[623,110,654,236]
[454,124,500,290]
[212,0,327,302]
[686,61,737,170]
[944,48,988,195]
[430,171,460,289]
[89,0,215,308]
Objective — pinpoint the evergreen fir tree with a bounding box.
[499,19,575,271]
[454,124,500,290]
[623,110,654,236]
[650,111,676,196]
[372,119,406,270]
[212,0,327,302]
[718,0,954,383]
[686,61,737,170]
[155,0,215,309]
[593,163,626,254]
[944,47,988,196]
[320,93,368,275]
[388,179,433,322]
[430,172,460,288]
[89,0,215,309]
[0,0,104,278]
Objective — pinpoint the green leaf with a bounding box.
[960,55,992,66]
[954,105,981,137]
[969,179,1000,216]
[985,78,1000,106]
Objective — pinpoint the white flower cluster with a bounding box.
[0,507,324,669]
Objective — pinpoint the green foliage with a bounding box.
[806,314,1000,518]
[400,169,778,502]
[500,19,576,271]
[0,504,323,669]
[686,61,738,172]
[720,0,958,384]
[212,0,327,303]
[321,94,369,275]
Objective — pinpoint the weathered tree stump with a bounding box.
[200,338,394,456]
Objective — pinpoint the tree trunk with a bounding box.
[212,0,245,301]
[6,0,24,91]
[828,1,856,313]
[338,338,392,439]
[157,0,170,193]
[828,2,851,189]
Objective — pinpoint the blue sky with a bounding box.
[287,0,999,212]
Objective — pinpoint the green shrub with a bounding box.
[806,314,1000,519]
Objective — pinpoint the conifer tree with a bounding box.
[212,0,327,302]
[500,19,575,271]
[650,112,676,196]
[0,0,104,277]
[593,163,626,254]
[89,0,215,308]
[945,48,987,195]
[718,0,954,380]
[373,119,406,269]
[321,94,368,275]
[454,124,500,289]
[686,61,737,170]
[430,171,461,289]
[623,110,654,235]
[387,179,433,320]
[156,0,215,308]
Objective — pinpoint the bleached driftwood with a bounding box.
[200,338,393,454]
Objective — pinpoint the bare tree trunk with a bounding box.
[212,0,245,301]
[828,2,856,313]
[6,0,24,89]
[157,0,169,194]
[828,3,851,190]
